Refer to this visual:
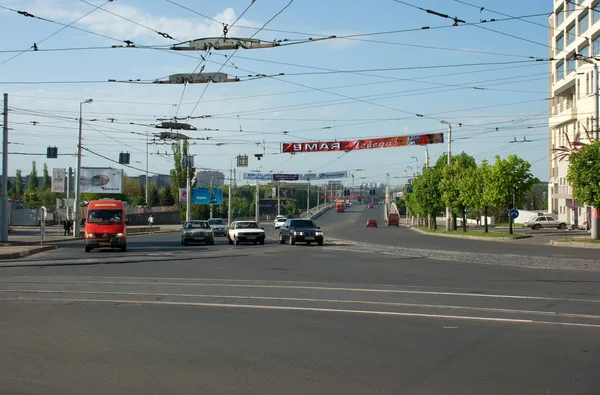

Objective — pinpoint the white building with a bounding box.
[548,0,600,228]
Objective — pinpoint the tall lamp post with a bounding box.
[411,156,419,173]
[440,120,452,231]
[73,98,93,237]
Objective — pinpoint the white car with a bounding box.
[208,218,227,236]
[523,215,567,230]
[274,217,287,229]
[227,221,266,245]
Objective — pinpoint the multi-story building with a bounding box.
[549,0,600,227]
[194,170,225,188]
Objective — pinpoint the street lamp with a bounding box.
[73,98,93,238]
[440,120,452,231]
[411,156,419,172]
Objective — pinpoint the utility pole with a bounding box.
[228,168,232,227]
[425,146,430,168]
[1,93,8,242]
[306,180,311,218]
[255,179,259,223]
[73,98,93,238]
[277,181,281,216]
[209,175,214,218]
[145,130,149,205]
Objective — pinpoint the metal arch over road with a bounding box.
[1,204,600,394]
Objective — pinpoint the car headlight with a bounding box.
[184,231,191,236]
[86,233,95,238]
[116,233,124,237]
[295,231,304,236]
[315,231,323,235]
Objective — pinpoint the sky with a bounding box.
[0,0,552,187]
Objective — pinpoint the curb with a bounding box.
[408,226,531,241]
[550,240,600,249]
[0,245,57,259]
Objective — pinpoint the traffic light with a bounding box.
[118,152,130,164]
[46,146,58,158]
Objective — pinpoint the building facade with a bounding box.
[194,170,225,188]
[549,0,600,227]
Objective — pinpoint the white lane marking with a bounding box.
[3,296,600,328]
[2,280,599,304]
[2,289,600,320]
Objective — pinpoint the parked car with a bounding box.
[181,220,215,245]
[523,215,567,230]
[279,219,324,246]
[366,218,378,227]
[274,216,287,229]
[227,221,265,245]
[208,218,227,236]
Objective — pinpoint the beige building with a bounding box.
[549,0,600,227]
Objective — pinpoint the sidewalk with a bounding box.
[0,224,182,260]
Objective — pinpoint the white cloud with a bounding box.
[27,1,259,44]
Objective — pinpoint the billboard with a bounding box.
[79,168,123,193]
[244,171,348,181]
[192,188,223,205]
[51,168,66,193]
[273,173,299,181]
[243,172,273,180]
[258,199,279,214]
[281,133,444,153]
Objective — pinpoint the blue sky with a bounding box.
[0,0,552,186]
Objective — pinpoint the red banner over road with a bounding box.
[282,133,444,153]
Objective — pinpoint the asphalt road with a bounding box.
[318,204,600,260]
[1,210,599,394]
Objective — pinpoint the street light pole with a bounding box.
[440,120,452,231]
[145,130,149,205]
[411,156,419,173]
[306,181,310,218]
[73,98,92,238]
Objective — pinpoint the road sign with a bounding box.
[509,209,519,219]
[369,189,376,195]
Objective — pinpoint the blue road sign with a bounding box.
[407,186,413,193]
[509,209,519,219]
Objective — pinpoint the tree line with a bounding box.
[403,153,539,234]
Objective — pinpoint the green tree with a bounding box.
[285,200,297,216]
[567,140,600,239]
[148,183,159,206]
[28,161,39,191]
[486,155,540,234]
[14,169,24,200]
[159,187,175,206]
[412,166,445,229]
[41,163,51,191]
[122,175,142,203]
[440,152,476,231]
[23,191,42,207]
[459,160,493,232]
[169,139,194,200]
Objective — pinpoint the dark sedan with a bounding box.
[279,219,324,246]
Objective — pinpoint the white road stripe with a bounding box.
[2,296,600,328]
[2,289,599,320]
[2,279,599,304]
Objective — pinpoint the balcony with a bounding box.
[554,185,573,198]
[550,106,578,127]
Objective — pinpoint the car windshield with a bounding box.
[186,222,210,229]
[87,209,122,224]
[290,220,316,228]
[208,219,224,225]
[276,218,287,222]
[237,222,259,229]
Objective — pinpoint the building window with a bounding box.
[557,34,565,52]
[567,1,576,16]
[594,2,600,24]
[567,55,576,74]
[594,36,600,56]
[567,24,576,45]
[579,12,589,35]
[557,62,565,81]
[557,5,565,25]
[579,43,589,66]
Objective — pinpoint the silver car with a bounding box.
[523,215,567,230]
[274,217,287,229]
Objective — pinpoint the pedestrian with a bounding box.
[63,217,69,236]
[68,218,73,234]
[476,215,481,226]
[148,214,154,233]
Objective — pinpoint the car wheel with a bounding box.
[279,235,285,244]
[307,242,311,245]
[183,239,188,245]
[85,246,91,253]
[253,241,257,245]
[291,237,296,245]
[533,224,541,230]
[181,238,184,245]
[559,223,567,229]
[318,240,323,246]
[259,239,265,245]
[234,238,239,246]
[121,245,127,252]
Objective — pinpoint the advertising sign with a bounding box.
[192,188,223,205]
[79,168,123,193]
[51,168,66,193]
[281,133,444,153]
[273,173,299,181]
[258,199,279,214]
[243,172,273,180]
